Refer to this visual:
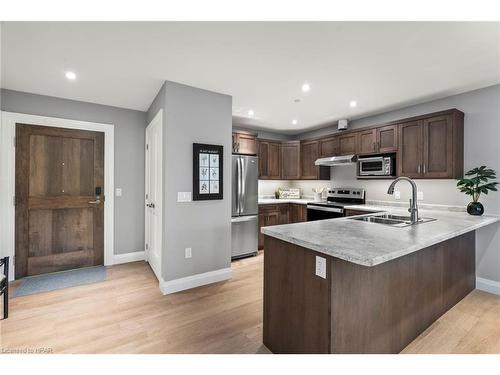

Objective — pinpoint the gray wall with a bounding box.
[147,81,232,282]
[293,84,500,282]
[1,89,147,255]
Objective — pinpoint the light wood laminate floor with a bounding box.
[1,252,500,354]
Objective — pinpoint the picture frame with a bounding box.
[193,143,223,201]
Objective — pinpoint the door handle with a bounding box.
[88,200,101,205]
[146,203,155,208]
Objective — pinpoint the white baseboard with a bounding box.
[160,267,232,295]
[113,251,145,265]
[476,277,500,295]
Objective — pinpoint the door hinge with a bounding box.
[146,243,149,250]
[13,196,16,206]
[146,193,148,199]
[13,136,16,147]
[146,144,149,150]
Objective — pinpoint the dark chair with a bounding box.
[0,256,9,319]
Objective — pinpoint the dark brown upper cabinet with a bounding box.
[233,131,257,155]
[397,120,423,178]
[300,140,320,179]
[281,141,301,180]
[358,125,398,155]
[423,114,462,178]
[338,132,359,155]
[300,140,331,180]
[319,136,339,157]
[377,124,398,153]
[358,129,377,155]
[398,110,463,179]
[258,139,281,179]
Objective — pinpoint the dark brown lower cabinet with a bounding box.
[263,231,475,353]
[258,203,307,249]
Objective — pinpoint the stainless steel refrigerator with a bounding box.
[231,154,259,259]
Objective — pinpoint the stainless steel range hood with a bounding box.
[314,154,357,166]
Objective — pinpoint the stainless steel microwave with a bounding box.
[357,155,395,177]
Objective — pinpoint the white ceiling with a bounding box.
[2,22,500,133]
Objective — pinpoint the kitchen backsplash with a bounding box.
[259,164,470,207]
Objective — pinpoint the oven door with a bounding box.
[358,157,386,176]
[307,205,344,221]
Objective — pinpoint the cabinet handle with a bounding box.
[423,164,426,174]
[373,142,376,151]
[418,164,421,174]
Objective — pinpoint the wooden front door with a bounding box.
[15,124,105,278]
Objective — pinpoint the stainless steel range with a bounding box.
[307,188,365,221]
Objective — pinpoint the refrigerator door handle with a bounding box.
[240,158,246,212]
[238,157,243,214]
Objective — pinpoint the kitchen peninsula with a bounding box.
[261,206,499,353]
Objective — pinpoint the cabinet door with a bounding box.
[281,141,301,179]
[319,136,338,157]
[358,129,377,155]
[289,204,299,223]
[300,140,319,179]
[266,211,280,226]
[258,140,269,178]
[235,133,257,155]
[232,133,238,153]
[338,133,359,155]
[398,120,423,178]
[301,205,307,222]
[377,124,398,153]
[423,115,453,178]
[268,142,282,179]
[279,204,289,224]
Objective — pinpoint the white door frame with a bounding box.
[0,111,115,281]
[144,109,163,280]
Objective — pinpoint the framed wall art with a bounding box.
[193,143,223,201]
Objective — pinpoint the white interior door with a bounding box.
[145,110,163,281]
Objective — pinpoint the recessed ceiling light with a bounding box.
[349,100,357,108]
[292,119,298,125]
[65,71,77,80]
[248,109,254,117]
[294,98,301,103]
[301,83,311,93]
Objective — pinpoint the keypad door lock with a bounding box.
[89,186,102,205]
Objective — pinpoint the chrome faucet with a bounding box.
[387,177,419,224]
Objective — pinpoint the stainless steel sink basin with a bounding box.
[349,213,436,227]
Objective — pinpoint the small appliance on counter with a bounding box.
[307,187,365,221]
[231,154,259,259]
[357,154,396,178]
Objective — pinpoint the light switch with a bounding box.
[417,191,424,201]
[116,188,122,197]
[185,247,192,259]
[177,192,192,202]
[394,190,401,200]
[315,256,326,279]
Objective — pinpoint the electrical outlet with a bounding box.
[394,190,401,200]
[417,191,424,201]
[315,256,326,279]
[177,192,192,202]
[185,247,192,259]
[115,188,122,197]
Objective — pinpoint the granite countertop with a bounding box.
[258,197,317,205]
[261,204,500,267]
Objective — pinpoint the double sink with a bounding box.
[349,213,436,227]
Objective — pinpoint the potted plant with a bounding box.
[457,166,498,216]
